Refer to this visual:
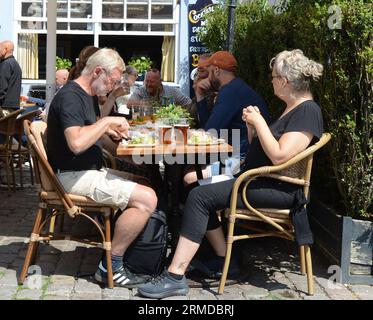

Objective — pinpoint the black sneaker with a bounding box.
[94,261,146,288]
[137,269,189,299]
[189,255,240,279]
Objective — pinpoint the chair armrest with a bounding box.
[230,133,331,209]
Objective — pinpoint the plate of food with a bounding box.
[187,131,222,145]
[123,135,156,147]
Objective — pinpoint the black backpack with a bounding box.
[123,209,168,277]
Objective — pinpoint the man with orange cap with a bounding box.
[195,51,268,157]
[183,51,269,187]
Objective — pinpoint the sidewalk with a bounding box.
[0,168,372,300]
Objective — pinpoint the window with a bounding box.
[17,0,176,34]
[15,0,179,82]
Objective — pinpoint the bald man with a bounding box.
[0,40,22,113]
[55,68,69,91]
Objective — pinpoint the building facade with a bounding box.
[1,0,217,96]
[0,1,278,96]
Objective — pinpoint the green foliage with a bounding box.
[128,56,153,76]
[200,0,372,219]
[155,104,193,126]
[55,56,72,70]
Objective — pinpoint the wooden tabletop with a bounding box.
[117,142,233,157]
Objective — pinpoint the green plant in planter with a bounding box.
[128,56,153,78]
[154,103,193,126]
[56,56,72,70]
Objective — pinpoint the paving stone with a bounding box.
[43,295,70,300]
[48,241,77,252]
[356,294,373,300]
[285,271,324,296]
[0,266,7,274]
[188,288,217,300]
[45,283,74,296]
[50,274,76,285]
[102,287,130,300]
[315,276,358,300]
[302,294,331,300]
[0,270,18,287]
[0,237,28,244]
[15,289,43,300]
[70,292,102,300]
[0,286,18,300]
[269,289,300,300]
[239,284,269,299]
[216,293,245,300]
[74,278,101,295]
[348,285,373,296]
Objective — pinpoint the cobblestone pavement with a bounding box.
[0,168,372,301]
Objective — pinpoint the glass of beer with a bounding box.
[174,118,189,144]
[157,119,173,144]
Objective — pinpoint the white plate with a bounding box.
[126,143,156,148]
[187,138,224,146]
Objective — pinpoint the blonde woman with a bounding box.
[138,49,324,299]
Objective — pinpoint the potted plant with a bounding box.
[128,56,153,81]
[154,103,193,126]
[200,0,372,284]
[56,56,72,70]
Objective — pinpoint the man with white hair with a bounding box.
[47,48,157,288]
[0,40,22,116]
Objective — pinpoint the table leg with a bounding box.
[164,164,183,253]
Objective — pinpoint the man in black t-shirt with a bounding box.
[47,48,157,288]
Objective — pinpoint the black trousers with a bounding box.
[181,177,301,244]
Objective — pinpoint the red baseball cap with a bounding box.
[198,51,237,72]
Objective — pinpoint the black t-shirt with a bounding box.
[46,81,103,172]
[241,100,324,172]
[92,95,101,118]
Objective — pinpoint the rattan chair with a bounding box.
[19,120,116,288]
[218,133,331,295]
[0,109,24,191]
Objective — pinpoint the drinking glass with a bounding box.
[157,119,173,144]
[174,118,189,144]
[131,104,141,120]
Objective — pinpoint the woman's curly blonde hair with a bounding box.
[270,49,323,92]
